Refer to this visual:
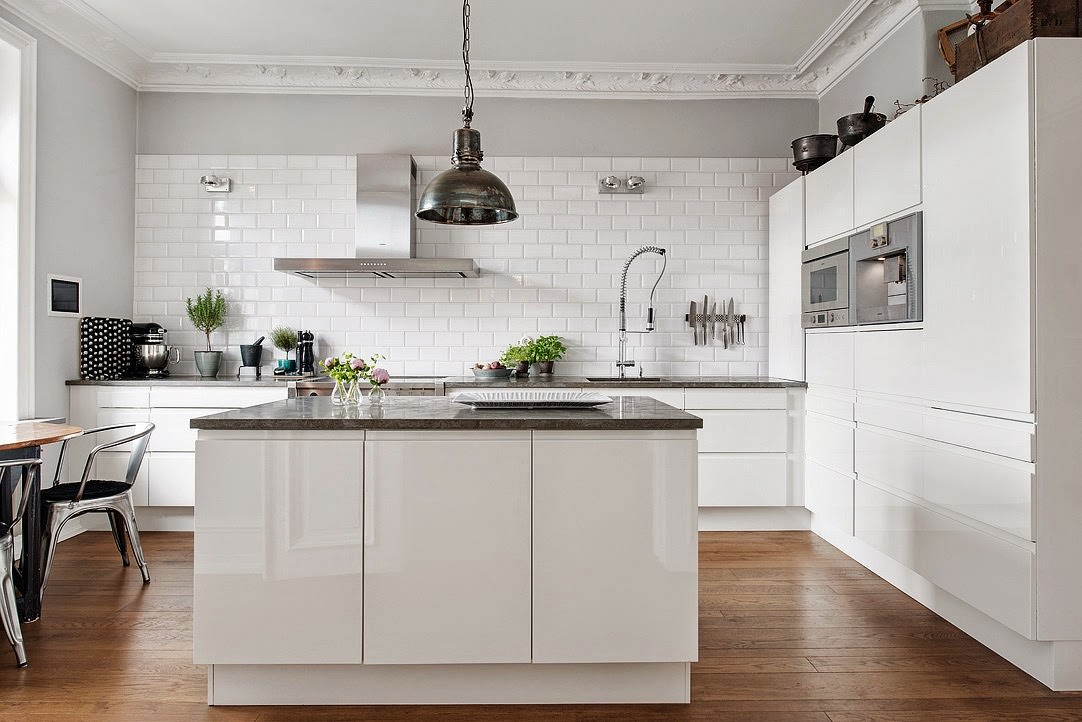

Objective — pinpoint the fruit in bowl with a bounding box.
[472,361,513,378]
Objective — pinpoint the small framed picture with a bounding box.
[47,274,81,317]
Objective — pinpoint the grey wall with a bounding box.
[818,10,954,133]
[0,9,137,420]
[137,93,817,158]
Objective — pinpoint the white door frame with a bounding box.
[0,15,36,419]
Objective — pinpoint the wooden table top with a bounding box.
[0,422,83,452]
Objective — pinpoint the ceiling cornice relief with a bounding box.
[1,0,972,97]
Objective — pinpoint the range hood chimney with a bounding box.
[273,154,480,279]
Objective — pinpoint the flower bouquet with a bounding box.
[321,352,391,406]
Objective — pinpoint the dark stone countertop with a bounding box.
[190,396,704,432]
[67,375,300,387]
[441,375,806,389]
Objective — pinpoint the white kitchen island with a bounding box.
[190,395,702,705]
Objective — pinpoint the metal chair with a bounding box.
[0,457,42,667]
[39,423,155,600]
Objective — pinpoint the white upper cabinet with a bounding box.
[921,44,1033,415]
[768,176,805,381]
[804,152,854,244]
[853,107,921,228]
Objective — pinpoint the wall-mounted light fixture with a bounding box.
[199,174,231,193]
[599,175,646,195]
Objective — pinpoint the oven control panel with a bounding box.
[803,309,849,328]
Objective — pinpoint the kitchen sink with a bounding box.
[585,377,666,383]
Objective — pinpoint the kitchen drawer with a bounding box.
[805,459,854,535]
[854,397,924,437]
[805,332,854,390]
[150,386,288,409]
[92,451,150,507]
[149,408,228,452]
[697,410,788,453]
[855,426,1034,540]
[854,330,924,399]
[586,387,684,409]
[684,389,786,410]
[806,411,854,476]
[806,389,855,422]
[96,387,150,408]
[855,480,1034,638]
[698,453,789,506]
[148,452,195,506]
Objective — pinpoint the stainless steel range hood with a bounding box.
[273,154,480,279]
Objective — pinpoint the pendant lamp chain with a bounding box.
[461,0,474,127]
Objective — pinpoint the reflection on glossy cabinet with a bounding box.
[532,431,698,663]
[362,431,531,665]
[193,436,364,664]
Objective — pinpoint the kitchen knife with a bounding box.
[720,301,728,349]
[727,298,736,347]
[702,295,709,347]
[689,300,697,345]
[710,302,716,342]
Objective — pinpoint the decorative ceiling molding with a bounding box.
[0,0,971,98]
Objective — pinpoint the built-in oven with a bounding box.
[849,212,922,325]
[801,236,850,328]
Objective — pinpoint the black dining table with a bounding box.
[0,421,83,622]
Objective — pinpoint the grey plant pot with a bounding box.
[194,350,223,378]
[538,361,555,375]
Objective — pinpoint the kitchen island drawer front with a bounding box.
[363,432,532,665]
[149,408,227,452]
[533,431,697,663]
[150,386,288,408]
[148,452,195,506]
[587,388,684,408]
[806,411,854,476]
[855,481,1034,638]
[96,387,150,408]
[684,389,786,410]
[806,460,854,536]
[806,332,855,390]
[697,410,788,453]
[698,453,789,506]
[855,426,1034,541]
[93,451,150,507]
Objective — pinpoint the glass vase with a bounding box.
[331,378,361,406]
[367,384,387,406]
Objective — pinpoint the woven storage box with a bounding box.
[955,0,1082,80]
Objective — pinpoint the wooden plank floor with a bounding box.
[2,531,1081,721]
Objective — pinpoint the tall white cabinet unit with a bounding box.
[768,177,805,381]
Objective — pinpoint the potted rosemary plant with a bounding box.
[186,288,227,377]
[270,326,298,374]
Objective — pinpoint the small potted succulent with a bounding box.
[185,288,227,377]
[500,342,531,377]
[270,326,298,374]
[529,335,567,375]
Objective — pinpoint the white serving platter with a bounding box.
[451,391,613,409]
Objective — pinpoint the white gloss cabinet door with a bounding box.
[194,436,364,664]
[804,152,854,244]
[805,332,855,391]
[853,106,921,227]
[533,431,698,663]
[921,43,1032,415]
[768,176,805,381]
[363,431,532,665]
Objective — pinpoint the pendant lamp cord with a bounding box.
[461,0,474,127]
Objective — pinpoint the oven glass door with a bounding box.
[802,252,849,313]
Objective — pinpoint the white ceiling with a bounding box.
[0,0,963,96]
[77,0,853,67]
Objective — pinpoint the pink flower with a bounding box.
[371,368,390,385]
[350,357,366,370]
[323,357,337,368]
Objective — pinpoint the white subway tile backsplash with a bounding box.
[135,154,783,377]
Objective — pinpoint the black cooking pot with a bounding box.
[790,133,839,173]
[837,95,887,147]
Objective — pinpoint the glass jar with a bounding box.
[331,378,361,406]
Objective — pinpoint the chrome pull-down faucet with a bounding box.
[617,246,667,378]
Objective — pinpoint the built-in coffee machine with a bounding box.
[849,212,922,325]
[129,322,180,377]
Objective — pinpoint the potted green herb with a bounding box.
[500,343,531,377]
[530,335,567,375]
[186,288,227,377]
[270,326,298,374]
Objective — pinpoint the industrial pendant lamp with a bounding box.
[416,0,518,225]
